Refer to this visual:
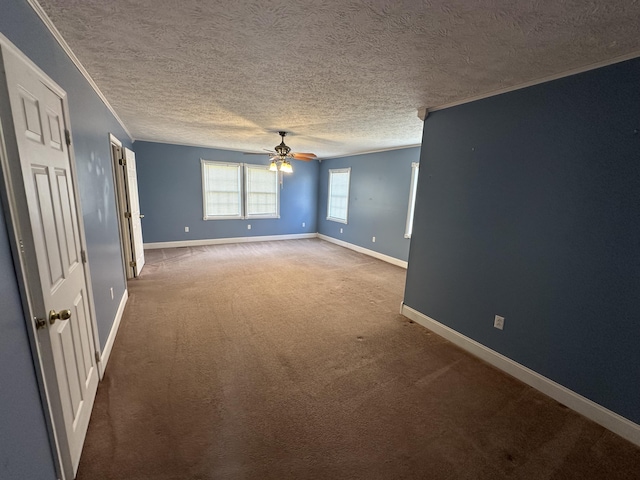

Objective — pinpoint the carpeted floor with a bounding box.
[77,239,640,480]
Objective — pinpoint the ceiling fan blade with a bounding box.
[291,153,317,161]
[293,152,317,158]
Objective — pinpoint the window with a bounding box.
[244,164,279,218]
[202,160,279,220]
[404,162,419,238]
[327,168,351,223]
[202,161,242,219]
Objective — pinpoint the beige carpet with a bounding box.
[77,239,640,480]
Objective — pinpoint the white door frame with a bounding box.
[0,33,103,480]
[109,133,133,280]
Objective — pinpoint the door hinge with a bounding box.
[81,250,87,263]
[129,260,137,268]
[119,155,126,166]
[34,316,47,330]
[124,212,132,218]
[95,351,101,363]
[64,129,71,146]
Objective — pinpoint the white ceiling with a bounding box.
[37,0,640,158]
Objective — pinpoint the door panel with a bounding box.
[73,291,93,383]
[19,87,44,142]
[2,45,99,476]
[56,319,83,421]
[69,292,88,384]
[33,166,65,287]
[56,170,80,267]
[47,110,63,150]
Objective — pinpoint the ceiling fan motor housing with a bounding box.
[275,131,291,156]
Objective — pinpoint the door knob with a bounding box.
[49,309,72,325]
[139,214,145,218]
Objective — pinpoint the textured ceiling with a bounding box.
[37,0,640,158]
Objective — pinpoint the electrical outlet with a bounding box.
[247,224,251,230]
[184,226,189,232]
[110,287,114,300]
[302,222,305,228]
[494,315,505,330]
[340,228,343,234]
[372,236,376,243]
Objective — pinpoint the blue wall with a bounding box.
[0,208,57,480]
[317,147,420,262]
[134,141,319,242]
[404,58,640,424]
[1,1,133,478]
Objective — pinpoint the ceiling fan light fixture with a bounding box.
[244,132,315,174]
[281,160,293,173]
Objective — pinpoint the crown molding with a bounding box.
[133,137,263,154]
[27,0,133,141]
[135,137,422,160]
[319,144,423,160]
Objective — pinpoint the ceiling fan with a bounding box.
[246,131,317,173]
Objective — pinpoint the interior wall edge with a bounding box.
[400,303,640,448]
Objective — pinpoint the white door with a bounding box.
[124,147,145,276]
[1,45,99,477]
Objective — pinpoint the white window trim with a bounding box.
[202,160,243,220]
[244,163,280,219]
[327,167,351,224]
[201,159,280,220]
[404,162,419,238]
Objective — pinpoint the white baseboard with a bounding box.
[144,233,317,250]
[99,289,128,378]
[400,304,640,447]
[317,234,408,268]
